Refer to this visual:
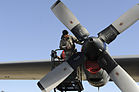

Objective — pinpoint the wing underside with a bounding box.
[114,55,139,82]
[0,55,138,81]
[0,60,52,80]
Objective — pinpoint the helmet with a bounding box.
[62,30,68,35]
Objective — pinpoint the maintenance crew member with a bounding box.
[59,30,82,60]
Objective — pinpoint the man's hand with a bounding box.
[66,45,71,49]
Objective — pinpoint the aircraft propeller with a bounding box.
[38,1,139,92]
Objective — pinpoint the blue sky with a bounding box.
[0,0,139,92]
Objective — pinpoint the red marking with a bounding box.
[119,22,123,26]
[64,67,67,71]
[116,72,119,76]
[85,60,101,74]
[61,50,65,60]
[70,21,73,24]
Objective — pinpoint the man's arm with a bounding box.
[71,36,83,45]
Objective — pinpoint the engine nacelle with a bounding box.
[83,60,110,87]
[81,36,109,87]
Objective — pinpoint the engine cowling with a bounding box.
[83,60,110,87]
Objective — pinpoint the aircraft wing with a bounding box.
[0,55,138,81]
[113,55,139,82]
[0,60,52,80]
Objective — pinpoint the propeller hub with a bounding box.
[82,37,106,60]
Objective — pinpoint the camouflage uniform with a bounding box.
[59,35,82,60]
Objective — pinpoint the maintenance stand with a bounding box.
[51,49,84,92]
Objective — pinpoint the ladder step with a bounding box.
[56,79,83,91]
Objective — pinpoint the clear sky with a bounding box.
[0,0,139,92]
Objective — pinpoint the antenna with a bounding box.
[98,87,100,92]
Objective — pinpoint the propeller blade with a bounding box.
[38,62,74,92]
[38,52,86,92]
[51,1,89,41]
[98,51,139,92]
[98,4,139,44]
